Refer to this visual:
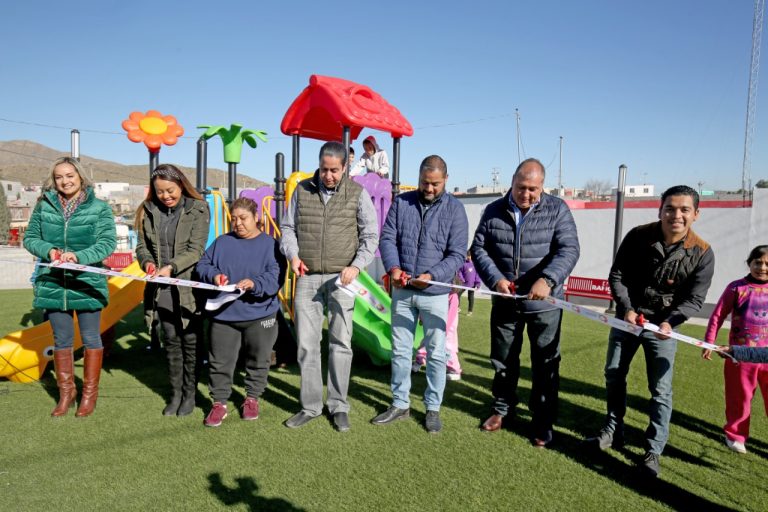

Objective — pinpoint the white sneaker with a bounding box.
[725,436,747,454]
[446,371,461,381]
[411,362,423,373]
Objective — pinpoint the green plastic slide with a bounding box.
[351,270,424,365]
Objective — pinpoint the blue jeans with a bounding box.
[489,299,562,436]
[390,287,449,411]
[48,309,102,350]
[604,328,677,455]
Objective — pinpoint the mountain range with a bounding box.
[0,140,267,189]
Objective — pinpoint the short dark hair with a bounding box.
[512,158,545,182]
[419,155,447,176]
[319,141,347,166]
[747,245,768,265]
[348,146,355,156]
[660,185,699,210]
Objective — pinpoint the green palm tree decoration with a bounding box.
[197,123,267,164]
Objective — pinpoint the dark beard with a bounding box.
[419,190,442,204]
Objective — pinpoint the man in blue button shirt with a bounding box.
[471,158,580,447]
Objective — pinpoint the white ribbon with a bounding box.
[335,277,390,315]
[413,278,732,358]
[38,260,238,292]
[27,260,239,311]
[22,259,734,356]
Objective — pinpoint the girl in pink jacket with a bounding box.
[703,245,768,454]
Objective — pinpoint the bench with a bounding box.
[564,276,612,302]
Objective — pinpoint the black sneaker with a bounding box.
[425,410,442,434]
[586,427,624,451]
[640,451,661,478]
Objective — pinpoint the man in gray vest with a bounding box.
[280,141,379,432]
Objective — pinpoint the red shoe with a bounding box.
[204,402,228,427]
[241,398,259,421]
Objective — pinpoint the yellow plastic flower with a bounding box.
[121,110,184,152]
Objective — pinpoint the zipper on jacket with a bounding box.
[320,197,328,273]
[512,206,541,279]
[63,218,68,310]
[514,220,523,278]
[415,200,436,275]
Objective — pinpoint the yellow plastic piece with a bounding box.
[0,261,146,383]
[285,171,313,210]
[138,116,168,135]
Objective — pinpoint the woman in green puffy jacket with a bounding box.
[23,156,117,418]
[135,164,210,417]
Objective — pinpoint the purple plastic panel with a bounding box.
[239,186,276,219]
[352,173,391,257]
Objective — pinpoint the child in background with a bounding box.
[703,245,768,454]
[413,274,462,380]
[458,252,481,315]
[349,135,390,178]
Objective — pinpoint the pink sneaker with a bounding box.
[204,402,228,427]
[242,397,260,421]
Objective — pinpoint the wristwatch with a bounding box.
[542,276,556,288]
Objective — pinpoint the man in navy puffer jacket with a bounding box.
[471,158,580,446]
[372,155,468,434]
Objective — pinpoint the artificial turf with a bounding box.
[0,290,765,511]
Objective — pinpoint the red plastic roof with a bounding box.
[281,75,414,141]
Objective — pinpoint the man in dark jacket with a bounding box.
[471,158,580,447]
[372,155,468,434]
[586,185,714,478]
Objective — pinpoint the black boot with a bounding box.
[163,344,183,416]
[176,337,198,417]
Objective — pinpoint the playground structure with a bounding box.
[0,75,421,381]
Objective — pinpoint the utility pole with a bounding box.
[697,181,705,195]
[515,109,521,165]
[558,136,563,191]
[607,164,628,313]
[742,0,765,205]
[491,167,501,193]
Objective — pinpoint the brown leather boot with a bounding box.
[76,348,104,417]
[51,348,77,417]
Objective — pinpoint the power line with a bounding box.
[0,117,124,135]
[1,112,519,141]
[0,147,154,183]
[416,112,515,130]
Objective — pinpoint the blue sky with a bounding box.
[1,0,764,193]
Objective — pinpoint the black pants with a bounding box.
[467,290,475,313]
[208,313,279,403]
[489,298,562,436]
[158,308,201,397]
